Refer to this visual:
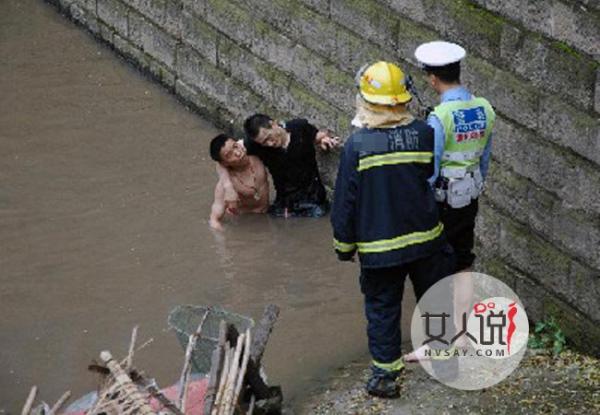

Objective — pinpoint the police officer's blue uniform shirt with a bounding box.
[427,86,493,186]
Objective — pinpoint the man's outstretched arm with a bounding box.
[209,181,227,231]
[315,129,341,151]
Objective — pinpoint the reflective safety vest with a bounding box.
[331,121,446,268]
[432,97,495,179]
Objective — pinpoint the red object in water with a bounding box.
[64,377,208,415]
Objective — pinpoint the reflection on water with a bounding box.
[0,0,371,411]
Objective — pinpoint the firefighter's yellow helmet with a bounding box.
[356,61,412,106]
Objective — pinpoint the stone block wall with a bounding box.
[48,0,600,354]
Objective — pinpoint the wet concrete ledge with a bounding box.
[45,0,600,355]
[300,347,600,414]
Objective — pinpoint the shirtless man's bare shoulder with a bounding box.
[208,135,269,229]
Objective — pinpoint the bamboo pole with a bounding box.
[212,343,233,415]
[178,332,195,412]
[222,347,237,415]
[178,310,209,411]
[147,384,184,415]
[21,386,37,415]
[119,337,155,369]
[135,337,154,353]
[232,329,252,411]
[247,395,255,415]
[204,320,227,415]
[48,390,71,415]
[99,350,156,415]
[88,382,119,414]
[125,325,139,370]
[222,333,245,415]
[132,372,184,415]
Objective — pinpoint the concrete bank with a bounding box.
[301,347,600,414]
[46,0,600,354]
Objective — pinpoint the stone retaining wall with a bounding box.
[48,0,600,354]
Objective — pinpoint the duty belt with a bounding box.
[435,167,484,208]
[441,149,484,162]
[440,164,480,179]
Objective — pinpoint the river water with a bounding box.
[0,0,418,412]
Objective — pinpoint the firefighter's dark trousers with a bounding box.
[360,246,455,367]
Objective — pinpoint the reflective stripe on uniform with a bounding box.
[441,148,484,162]
[333,239,357,252]
[356,222,444,253]
[373,357,405,372]
[357,151,433,172]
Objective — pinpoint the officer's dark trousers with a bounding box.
[360,247,455,367]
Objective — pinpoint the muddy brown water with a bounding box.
[0,0,416,412]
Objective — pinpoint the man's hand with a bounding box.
[316,130,341,151]
[225,200,240,216]
[209,217,224,231]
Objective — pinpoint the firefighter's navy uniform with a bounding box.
[331,61,455,398]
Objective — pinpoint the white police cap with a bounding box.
[414,41,466,67]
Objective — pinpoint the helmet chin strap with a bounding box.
[354,63,371,88]
[405,74,434,118]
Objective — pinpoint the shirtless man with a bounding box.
[217,114,339,218]
[209,134,269,230]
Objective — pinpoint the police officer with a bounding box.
[331,61,454,398]
[415,41,496,273]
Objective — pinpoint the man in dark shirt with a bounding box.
[242,114,338,217]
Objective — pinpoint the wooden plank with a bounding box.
[250,304,280,364]
[204,319,228,415]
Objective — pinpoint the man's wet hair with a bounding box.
[244,114,272,140]
[209,133,231,162]
[424,62,461,84]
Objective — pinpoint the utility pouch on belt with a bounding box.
[446,176,474,209]
[436,164,483,207]
[435,187,446,203]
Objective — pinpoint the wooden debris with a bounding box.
[233,330,252,409]
[178,310,209,412]
[48,391,71,415]
[208,329,253,415]
[135,337,154,353]
[244,305,282,403]
[212,342,232,414]
[147,383,184,415]
[125,325,139,370]
[223,332,246,415]
[18,305,281,415]
[97,350,156,415]
[204,319,228,415]
[247,395,255,415]
[132,372,184,415]
[251,305,280,364]
[21,386,37,415]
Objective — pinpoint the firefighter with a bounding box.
[414,41,496,274]
[331,61,455,398]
